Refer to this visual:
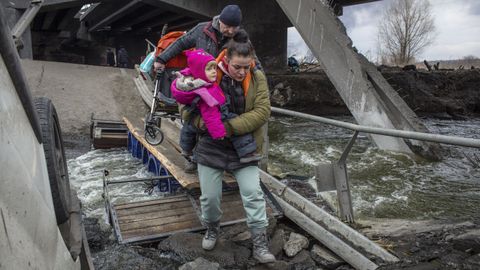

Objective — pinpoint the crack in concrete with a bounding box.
[36,64,45,89]
[0,208,12,252]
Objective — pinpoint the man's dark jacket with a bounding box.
[156,16,227,64]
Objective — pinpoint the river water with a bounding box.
[68,117,480,222]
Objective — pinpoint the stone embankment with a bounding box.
[268,68,480,119]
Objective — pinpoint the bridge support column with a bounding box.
[240,0,290,73]
[275,0,441,159]
[245,23,287,74]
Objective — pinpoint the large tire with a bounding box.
[34,97,71,224]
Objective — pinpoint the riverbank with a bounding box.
[268,68,480,119]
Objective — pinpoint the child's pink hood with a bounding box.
[184,49,215,82]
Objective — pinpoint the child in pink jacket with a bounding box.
[171,49,261,172]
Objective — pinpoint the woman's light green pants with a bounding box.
[197,163,268,229]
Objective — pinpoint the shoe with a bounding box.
[240,153,263,163]
[184,160,197,174]
[202,221,220,250]
[251,228,276,263]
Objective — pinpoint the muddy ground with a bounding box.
[269,68,480,119]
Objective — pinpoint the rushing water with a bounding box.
[269,116,480,220]
[68,117,480,223]
[67,148,163,219]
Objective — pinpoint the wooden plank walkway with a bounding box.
[113,191,277,244]
[113,116,280,244]
[123,116,237,189]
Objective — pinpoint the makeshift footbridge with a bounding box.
[105,113,399,270]
[90,65,400,270]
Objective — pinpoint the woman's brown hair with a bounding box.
[225,29,255,59]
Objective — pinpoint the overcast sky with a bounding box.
[288,0,480,61]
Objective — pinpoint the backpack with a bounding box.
[155,31,188,68]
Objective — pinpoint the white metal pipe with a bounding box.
[272,107,480,148]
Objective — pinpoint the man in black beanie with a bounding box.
[153,4,243,71]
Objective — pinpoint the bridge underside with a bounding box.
[3,0,378,72]
[4,0,292,72]
[4,0,440,158]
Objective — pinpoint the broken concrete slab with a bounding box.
[269,229,286,257]
[452,230,480,253]
[178,257,220,270]
[287,250,317,269]
[311,244,345,269]
[157,232,250,268]
[283,232,309,257]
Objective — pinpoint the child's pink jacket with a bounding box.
[171,69,226,139]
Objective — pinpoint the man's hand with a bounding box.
[154,61,165,71]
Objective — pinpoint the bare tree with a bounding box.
[378,0,436,65]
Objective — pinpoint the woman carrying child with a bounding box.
[171,30,275,264]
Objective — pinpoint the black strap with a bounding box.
[260,181,283,216]
[185,96,201,113]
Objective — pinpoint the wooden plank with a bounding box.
[120,205,276,241]
[116,200,193,217]
[118,205,197,223]
[115,195,189,209]
[122,219,203,239]
[120,212,199,231]
[116,193,243,216]
[123,116,238,189]
[118,199,246,224]
[121,209,249,239]
[124,116,200,189]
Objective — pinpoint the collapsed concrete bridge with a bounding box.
[3,0,440,159]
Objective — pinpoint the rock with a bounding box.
[249,260,288,270]
[232,230,251,242]
[284,232,309,257]
[463,254,480,270]
[84,217,113,252]
[440,252,469,269]
[178,257,220,270]
[310,244,344,269]
[93,245,178,270]
[335,265,355,270]
[274,82,284,89]
[287,250,316,270]
[269,229,286,257]
[158,232,250,268]
[452,230,480,253]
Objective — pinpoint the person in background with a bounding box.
[117,46,129,68]
[106,48,115,67]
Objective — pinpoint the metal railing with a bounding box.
[270,106,480,222]
[272,107,480,148]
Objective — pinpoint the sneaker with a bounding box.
[240,153,263,163]
[202,221,220,250]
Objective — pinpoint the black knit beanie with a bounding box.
[219,5,242,27]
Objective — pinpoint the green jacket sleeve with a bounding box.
[227,70,271,136]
